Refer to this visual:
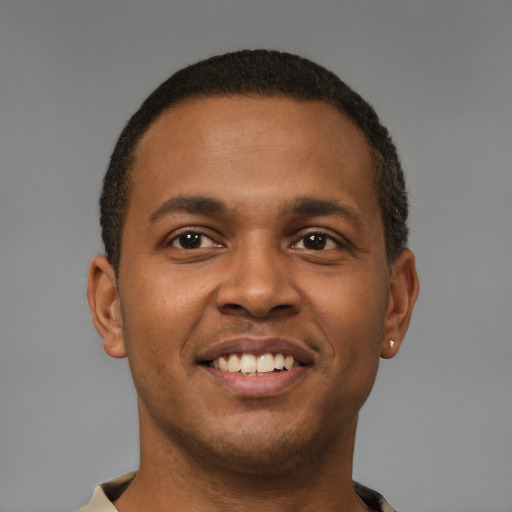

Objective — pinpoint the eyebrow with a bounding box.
[149,196,226,223]
[286,197,362,225]
[149,194,362,226]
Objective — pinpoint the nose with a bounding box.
[215,241,301,319]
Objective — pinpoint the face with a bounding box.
[89,96,417,474]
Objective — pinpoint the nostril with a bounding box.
[219,303,248,316]
[271,304,294,312]
[216,279,302,318]
[219,302,298,319]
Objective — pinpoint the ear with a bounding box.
[381,249,419,359]
[87,254,126,358]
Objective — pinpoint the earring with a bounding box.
[389,339,395,348]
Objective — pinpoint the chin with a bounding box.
[165,414,339,477]
[196,437,312,477]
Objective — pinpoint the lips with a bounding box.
[197,337,314,396]
[198,337,314,368]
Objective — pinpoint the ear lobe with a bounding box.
[87,254,127,359]
[381,249,419,359]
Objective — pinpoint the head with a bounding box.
[100,49,408,276]
[88,50,419,478]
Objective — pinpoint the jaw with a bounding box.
[132,398,362,512]
[136,368,361,480]
[142,411,356,481]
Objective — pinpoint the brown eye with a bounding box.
[171,232,217,249]
[295,233,339,251]
[303,234,327,250]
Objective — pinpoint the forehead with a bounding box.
[136,95,371,161]
[129,95,378,217]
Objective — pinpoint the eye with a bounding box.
[170,231,219,249]
[293,232,340,251]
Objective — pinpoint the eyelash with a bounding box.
[167,229,221,250]
[166,228,345,252]
[291,230,345,251]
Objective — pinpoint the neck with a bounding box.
[114,404,370,512]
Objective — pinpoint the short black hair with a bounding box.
[100,49,408,274]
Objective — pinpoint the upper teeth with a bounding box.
[212,353,298,374]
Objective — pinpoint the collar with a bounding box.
[79,472,399,512]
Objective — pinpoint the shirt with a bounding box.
[78,472,399,512]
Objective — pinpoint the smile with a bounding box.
[208,353,302,376]
[199,338,312,396]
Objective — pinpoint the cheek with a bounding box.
[313,268,388,332]
[118,284,195,421]
[122,264,212,336]
[118,275,209,392]
[310,269,388,376]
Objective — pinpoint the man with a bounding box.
[83,49,419,512]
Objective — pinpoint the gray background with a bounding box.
[1,1,511,511]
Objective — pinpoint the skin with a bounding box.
[88,96,419,512]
